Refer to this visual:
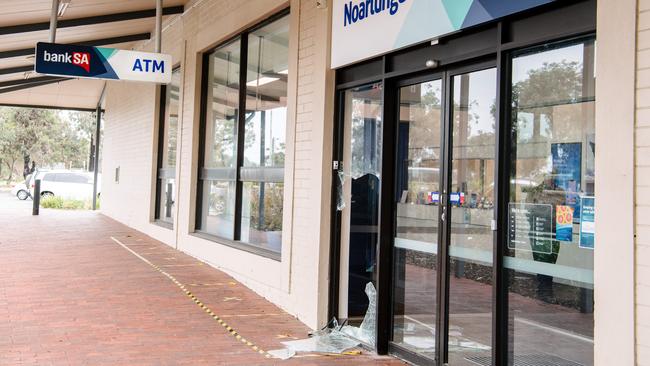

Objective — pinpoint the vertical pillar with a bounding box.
[92,107,101,210]
[49,0,59,43]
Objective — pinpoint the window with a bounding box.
[155,67,182,226]
[506,38,595,365]
[196,12,289,257]
[43,173,57,182]
[59,173,90,184]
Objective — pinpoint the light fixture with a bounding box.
[278,69,289,75]
[58,0,71,18]
[246,76,279,87]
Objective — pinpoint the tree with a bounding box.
[0,107,96,183]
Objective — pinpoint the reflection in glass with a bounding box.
[507,39,595,366]
[157,68,181,224]
[241,182,284,252]
[448,68,496,365]
[239,15,289,251]
[199,39,241,238]
[340,84,382,327]
[392,79,442,359]
[202,180,236,239]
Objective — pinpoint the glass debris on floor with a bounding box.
[268,282,378,359]
[340,282,377,347]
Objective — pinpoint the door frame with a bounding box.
[328,4,597,365]
[386,59,499,366]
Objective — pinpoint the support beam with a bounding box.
[92,83,106,211]
[49,0,59,43]
[0,75,65,89]
[155,0,162,53]
[0,103,101,113]
[0,33,151,60]
[0,65,33,76]
[0,6,184,36]
[0,77,70,95]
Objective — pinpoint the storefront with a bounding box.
[328,1,597,365]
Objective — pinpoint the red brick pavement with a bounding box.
[0,206,405,366]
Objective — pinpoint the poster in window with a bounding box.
[555,205,574,242]
[551,143,582,219]
[579,197,595,249]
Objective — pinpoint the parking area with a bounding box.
[0,190,404,365]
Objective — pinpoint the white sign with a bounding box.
[330,0,556,68]
[36,42,172,84]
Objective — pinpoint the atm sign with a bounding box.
[35,42,172,84]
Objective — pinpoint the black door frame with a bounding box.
[327,2,597,366]
[386,59,498,366]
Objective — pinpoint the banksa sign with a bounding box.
[35,42,172,84]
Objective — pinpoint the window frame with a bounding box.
[195,8,290,260]
[154,65,182,228]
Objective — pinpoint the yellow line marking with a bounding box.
[110,236,272,359]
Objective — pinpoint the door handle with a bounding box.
[441,207,446,222]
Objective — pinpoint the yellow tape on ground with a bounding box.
[110,236,272,359]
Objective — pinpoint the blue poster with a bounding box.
[551,143,582,220]
[579,197,595,249]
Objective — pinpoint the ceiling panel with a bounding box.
[0,17,163,51]
[0,0,184,110]
[0,0,186,27]
[0,78,105,110]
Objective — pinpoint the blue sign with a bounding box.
[35,42,172,84]
[579,197,595,249]
[551,143,582,220]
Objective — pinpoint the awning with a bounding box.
[0,0,186,111]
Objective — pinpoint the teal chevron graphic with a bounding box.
[442,0,474,29]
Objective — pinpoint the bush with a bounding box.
[40,195,64,209]
[40,195,98,210]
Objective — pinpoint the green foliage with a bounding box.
[40,195,99,210]
[40,196,65,209]
[0,107,98,183]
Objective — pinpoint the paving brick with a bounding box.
[0,206,404,366]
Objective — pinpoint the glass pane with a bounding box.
[198,40,240,234]
[205,40,240,169]
[200,180,237,239]
[157,68,181,224]
[162,68,181,169]
[238,15,289,251]
[158,178,175,223]
[448,68,496,365]
[244,15,289,168]
[392,79,442,359]
[339,83,382,336]
[240,182,283,252]
[507,39,595,366]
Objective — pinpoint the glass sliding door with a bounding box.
[392,78,443,360]
[390,65,497,365]
[506,39,595,365]
[447,68,497,365]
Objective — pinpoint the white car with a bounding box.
[30,170,101,201]
[11,182,30,200]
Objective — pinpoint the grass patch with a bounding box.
[40,195,100,210]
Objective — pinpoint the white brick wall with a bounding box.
[640,0,650,363]
[101,0,334,329]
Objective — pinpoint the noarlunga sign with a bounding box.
[331,0,556,68]
[35,42,172,84]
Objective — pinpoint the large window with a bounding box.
[196,12,289,257]
[506,38,595,365]
[155,67,181,226]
